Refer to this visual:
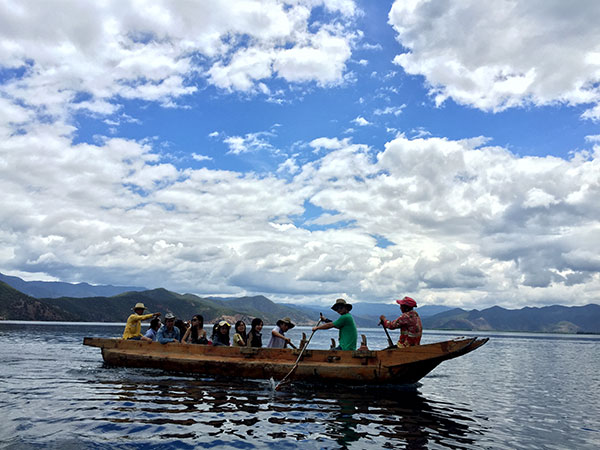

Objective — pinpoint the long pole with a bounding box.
[379,319,396,349]
[275,317,322,391]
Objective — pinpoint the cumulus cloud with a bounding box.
[0,0,358,124]
[389,0,600,119]
[1,0,599,310]
[309,137,351,151]
[352,116,371,126]
[192,153,213,162]
[223,131,277,155]
[1,123,599,308]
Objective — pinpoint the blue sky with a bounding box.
[1,0,599,309]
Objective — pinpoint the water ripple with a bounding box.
[1,323,599,449]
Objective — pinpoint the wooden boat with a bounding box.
[83,335,488,385]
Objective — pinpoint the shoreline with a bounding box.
[1,320,599,337]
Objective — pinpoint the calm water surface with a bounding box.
[0,322,598,449]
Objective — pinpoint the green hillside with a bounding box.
[0,282,75,321]
[423,305,600,333]
[1,284,316,325]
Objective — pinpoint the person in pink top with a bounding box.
[380,296,423,347]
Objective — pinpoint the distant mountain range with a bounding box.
[422,305,600,333]
[0,272,448,327]
[1,273,599,333]
[0,272,146,299]
[0,281,316,326]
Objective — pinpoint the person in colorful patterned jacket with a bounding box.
[379,296,422,347]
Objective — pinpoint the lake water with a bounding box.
[0,322,598,449]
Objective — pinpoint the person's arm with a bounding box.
[271,328,291,344]
[141,328,153,342]
[157,327,175,344]
[313,322,335,331]
[380,314,406,330]
[182,327,191,343]
[319,313,333,323]
[233,333,246,346]
[132,313,156,323]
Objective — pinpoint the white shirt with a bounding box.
[267,325,286,348]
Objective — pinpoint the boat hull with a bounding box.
[83,337,488,385]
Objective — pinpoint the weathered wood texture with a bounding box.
[83,337,488,385]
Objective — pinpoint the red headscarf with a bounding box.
[396,296,417,308]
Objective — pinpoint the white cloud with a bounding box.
[2,0,599,310]
[0,0,359,126]
[352,116,371,126]
[389,0,600,119]
[1,127,599,308]
[309,137,351,151]
[362,43,383,51]
[223,131,276,155]
[277,157,300,175]
[374,105,406,116]
[272,28,354,86]
[192,153,213,162]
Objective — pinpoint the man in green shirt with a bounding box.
[312,298,357,350]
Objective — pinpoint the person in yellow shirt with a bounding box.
[122,303,161,340]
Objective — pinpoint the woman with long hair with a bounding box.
[212,321,231,346]
[182,314,208,344]
[232,320,247,346]
[246,318,263,347]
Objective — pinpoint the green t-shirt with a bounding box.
[332,313,357,350]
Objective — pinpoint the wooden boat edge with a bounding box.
[83,336,488,385]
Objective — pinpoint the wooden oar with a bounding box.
[379,319,396,349]
[275,316,322,391]
[285,340,298,350]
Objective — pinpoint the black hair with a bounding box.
[149,317,161,330]
[191,314,204,341]
[250,317,263,331]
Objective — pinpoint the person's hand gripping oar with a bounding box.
[275,315,322,391]
[379,316,396,349]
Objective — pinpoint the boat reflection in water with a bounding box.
[88,370,484,448]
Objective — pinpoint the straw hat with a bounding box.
[132,302,146,311]
[276,317,295,329]
[331,298,352,312]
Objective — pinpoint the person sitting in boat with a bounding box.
[157,313,181,344]
[122,302,161,340]
[182,314,208,344]
[142,317,161,342]
[174,319,188,342]
[212,320,231,346]
[312,298,357,350]
[246,318,264,347]
[267,317,295,348]
[380,296,423,348]
[232,320,247,346]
